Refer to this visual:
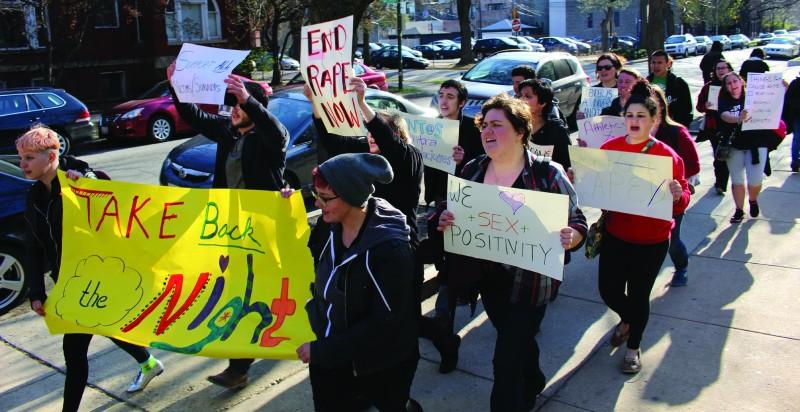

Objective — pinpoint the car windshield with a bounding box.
[267,97,312,134]
[711,36,726,41]
[771,38,794,44]
[666,36,686,44]
[462,58,538,85]
[138,81,169,99]
[759,34,772,39]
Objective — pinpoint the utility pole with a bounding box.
[714,0,718,35]
[397,0,403,90]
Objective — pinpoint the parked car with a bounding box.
[355,42,383,59]
[589,36,634,50]
[260,53,300,70]
[431,51,590,130]
[371,49,430,69]
[284,61,388,91]
[756,33,775,46]
[710,35,732,50]
[616,35,640,49]
[431,39,458,47]
[664,34,699,57]
[695,35,713,53]
[160,89,436,195]
[375,45,423,58]
[538,37,578,53]
[773,29,788,36]
[101,76,271,144]
[414,44,441,59]
[764,37,800,58]
[0,88,96,156]
[472,37,528,60]
[503,36,534,51]
[0,157,31,316]
[729,34,751,49]
[434,44,463,59]
[562,37,592,54]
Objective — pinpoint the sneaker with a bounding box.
[126,359,164,393]
[621,351,641,374]
[436,334,461,374]
[609,322,630,347]
[207,368,248,389]
[749,201,760,218]
[730,209,745,223]
[670,270,688,287]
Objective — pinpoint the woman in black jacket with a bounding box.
[297,153,420,412]
[699,41,726,83]
[518,79,572,168]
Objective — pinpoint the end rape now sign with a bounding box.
[444,175,568,280]
[569,146,673,221]
[301,16,366,137]
[403,114,458,174]
[172,43,250,104]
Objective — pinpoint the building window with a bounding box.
[614,11,620,27]
[31,77,48,87]
[587,13,593,28]
[0,3,42,50]
[165,0,222,43]
[95,1,119,28]
[100,71,126,100]
[486,3,504,11]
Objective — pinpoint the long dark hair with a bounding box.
[623,80,658,116]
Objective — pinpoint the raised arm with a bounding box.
[166,61,229,142]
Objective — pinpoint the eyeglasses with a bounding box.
[311,189,339,207]
[597,64,615,71]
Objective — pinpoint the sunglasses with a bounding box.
[597,64,615,71]
[311,189,339,206]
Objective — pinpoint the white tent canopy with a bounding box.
[481,18,535,32]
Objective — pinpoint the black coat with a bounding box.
[647,72,694,129]
[531,117,572,168]
[306,198,418,375]
[171,88,288,191]
[739,58,770,81]
[601,97,623,117]
[699,51,726,83]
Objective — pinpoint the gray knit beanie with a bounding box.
[318,153,394,207]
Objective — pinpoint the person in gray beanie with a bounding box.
[298,154,422,412]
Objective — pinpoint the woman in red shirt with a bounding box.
[597,80,691,374]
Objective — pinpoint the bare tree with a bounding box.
[579,0,632,51]
[456,0,473,65]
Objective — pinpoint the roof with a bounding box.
[481,19,535,32]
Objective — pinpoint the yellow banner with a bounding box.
[44,172,316,359]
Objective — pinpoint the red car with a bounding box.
[100,76,272,143]
[283,61,388,91]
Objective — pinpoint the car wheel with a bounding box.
[54,130,71,156]
[0,244,27,316]
[375,62,383,69]
[683,49,689,58]
[149,116,173,143]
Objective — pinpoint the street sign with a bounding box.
[511,18,521,33]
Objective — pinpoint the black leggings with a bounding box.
[62,333,150,412]
[597,233,669,350]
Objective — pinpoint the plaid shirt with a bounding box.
[460,150,588,306]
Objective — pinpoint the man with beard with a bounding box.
[167,61,289,388]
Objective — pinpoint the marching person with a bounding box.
[739,48,770,81]
[699,41,725,84]
[596,80,691,374]
[647,50,693,129]
[594,53,624,88]
[167,61,290,388]
[518,78,572,168]
[437,94,587,410]
[696,59,734,194]
[298,153,421,412]
[19,126,165,412]
[600,68,643,118]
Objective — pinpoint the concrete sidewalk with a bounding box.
[2,139,799,411]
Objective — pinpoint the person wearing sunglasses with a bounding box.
[594,53,624,88]
[298,153,422,412]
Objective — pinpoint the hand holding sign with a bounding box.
[223,75,251,105]
[170,43,250,105]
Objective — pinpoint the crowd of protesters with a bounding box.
[15,43,799,412]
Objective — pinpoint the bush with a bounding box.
[234,48,273,76]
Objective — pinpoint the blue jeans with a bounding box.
[792,120,800,168]
[669,214,689,273]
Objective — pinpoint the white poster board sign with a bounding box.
[579,87,618,118]
[171,43,250,104]
[444,175,568,280]
[530,144,554,158]
[300,16,366,136]
[577,116,627,148]
[743,72,784,131]
[569,146,673,221]
[707,85,721,111]
[403,114,459,174]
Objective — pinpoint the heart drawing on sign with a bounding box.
[219,255,230,273]
[498,191,525,215]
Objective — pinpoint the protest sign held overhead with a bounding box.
[402,114,459,174]
[171,43,250,105]
[579,87,618,119]
[301,16,366,137]
[743,72,785,131]
[45,172,316,359]
[569,146,673,221]
[444,175,568,280]
[577,115,626,148]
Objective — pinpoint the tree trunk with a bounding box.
[639,0,649,52]
[363,26,371,66]
[644,0,666,53]
[665,2,675,35]
[270,8,283,86]
[456,0,474,65]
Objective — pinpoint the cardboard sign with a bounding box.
[577,116,627,148]
[403,114,459,174]
[45,172,316,359]
[301,16,366,137]
[579,87,618,119]
[569,146,673,221]
[530,144,554,158]
[707,85,721,111]
[742,72,785,131]
[171,43,250,104]
[444,175,568,280]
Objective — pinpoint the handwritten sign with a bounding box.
[301,16,365,137]
[577,116,626,148]
[707,85,721,111]
[444,175,568,280]
[402,114,458,174]
[579,88,618,119]
[171,43,250,105]
[45,172,316,359]
[530,144,554,158]
[569,146,673,221]
[743,72,785,131]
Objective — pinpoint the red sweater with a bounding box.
[600,136,691,244]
